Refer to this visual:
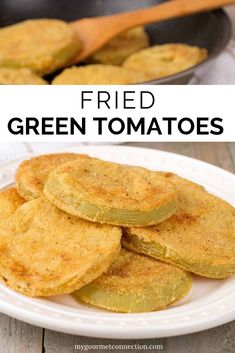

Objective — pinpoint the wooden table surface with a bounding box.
[0,142,234,353]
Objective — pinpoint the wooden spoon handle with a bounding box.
[97,0,235,31]
[70,0,235,63]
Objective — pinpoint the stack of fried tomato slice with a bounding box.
[0,153,233,314]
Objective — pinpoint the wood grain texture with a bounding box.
[166,323,235,353]
[0,313,43,353]
[0,143,234,353]
[43,331,166,353]
[228,142,235,168]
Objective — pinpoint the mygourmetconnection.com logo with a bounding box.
[74,343,164,351]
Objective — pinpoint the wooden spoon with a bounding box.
[70,0,235,63]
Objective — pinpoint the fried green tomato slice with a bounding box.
[0,19,80,75]
[0,68,47,84]
[16,153,89,201]
[122,43,208,80]
[123,173,235,279]
[88,26,149,65]
[52,64,150,84]
[74,248,192,313]
[0,187,25,220]
[43,156,178,227]
[0,198,121,297]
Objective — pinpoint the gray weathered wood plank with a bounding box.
[44,331,166,353]
[227,142,235,168]
[166,322,235,353]
[43,322,235,353]
[0,313,43,353]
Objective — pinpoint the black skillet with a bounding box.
[0,0,231,84]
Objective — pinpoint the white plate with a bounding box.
[0,145,234,339]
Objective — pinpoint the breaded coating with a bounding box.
[123,43,208,79]
[16,153,88,201]
[0,19,80,75]
[52,64,150,84]
[0,68,47,84]
[43,156,178,227]
[74,248,192,313]
[89,26,149,65]
[0,198,121,297]
[0,187,25,220]
[123,173,235,279]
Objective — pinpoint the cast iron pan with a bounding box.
[0,0,231,84]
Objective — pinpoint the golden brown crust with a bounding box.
[123,43,208,79]
[0,187,25,220]
[43,156,178,226]
[52,64,151,85]
[123,173,235,278]
[0,68,47,84]
[0,19,81,75]
[89,26,149,65]
[16,153,88,201]
[0,198,121,296]
[74,248,192,313]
